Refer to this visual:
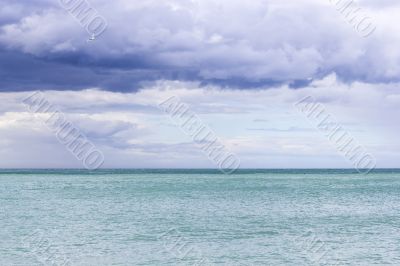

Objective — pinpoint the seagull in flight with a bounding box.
[87,33,96,42]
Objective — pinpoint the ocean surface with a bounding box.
[1,169,400,265]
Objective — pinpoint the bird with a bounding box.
[87,33,96,42]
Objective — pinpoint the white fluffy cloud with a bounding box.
[0,74,398,168]
[0,1,398,168]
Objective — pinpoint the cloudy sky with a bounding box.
[0,0,399,168]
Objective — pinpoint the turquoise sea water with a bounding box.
[1,169,400,265]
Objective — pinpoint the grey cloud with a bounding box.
[0,0,398,91]
[246,127,314,132]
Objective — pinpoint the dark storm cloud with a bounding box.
[0,0,399,91]
[0,48,193,91]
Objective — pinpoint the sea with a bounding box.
[1,169,399,265]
